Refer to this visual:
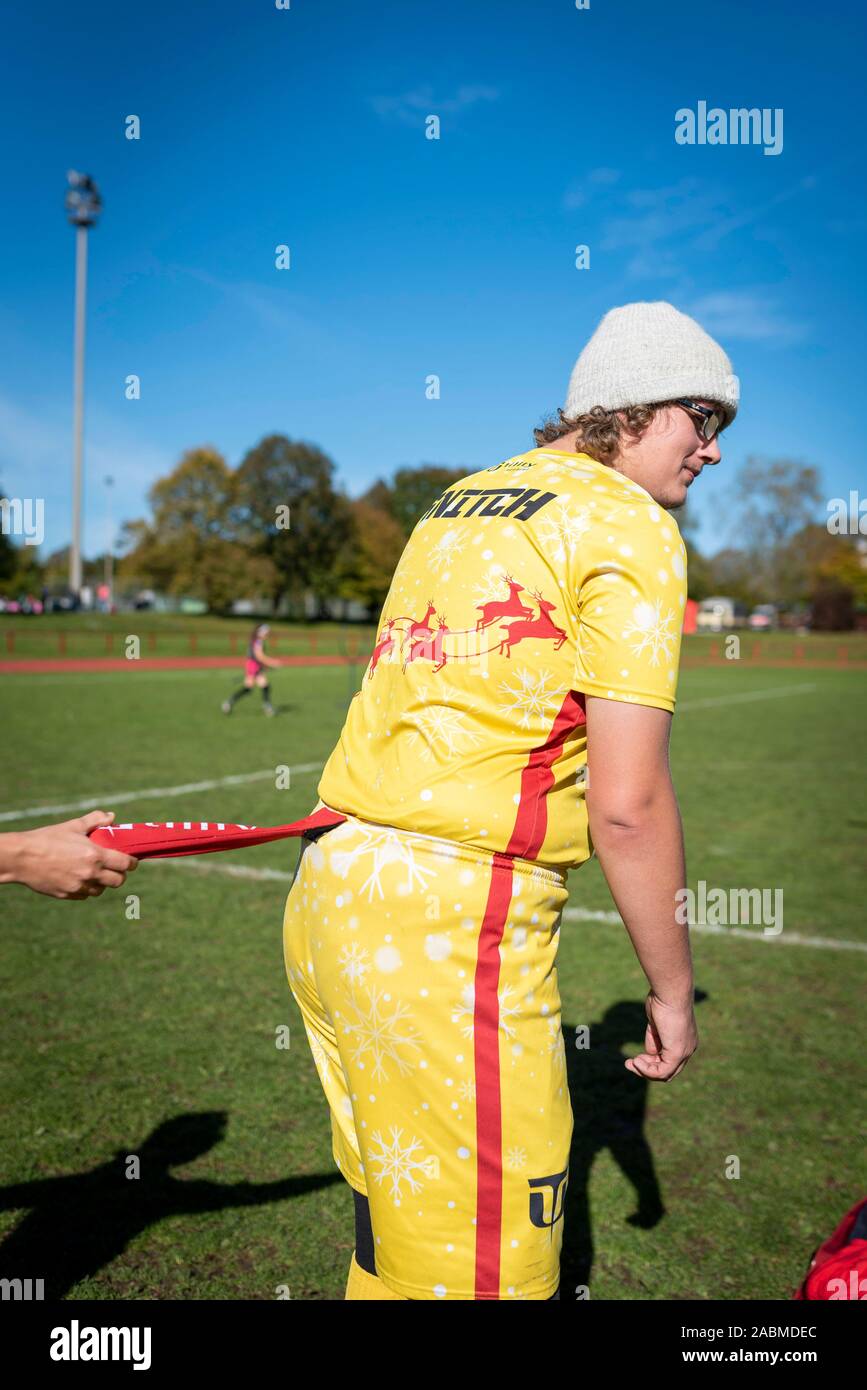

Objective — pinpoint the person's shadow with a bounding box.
[0,1111,341,1299]
[559,989,709,1296]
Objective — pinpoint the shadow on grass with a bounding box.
[0,1111,342,1299]
[560,988,709,1298]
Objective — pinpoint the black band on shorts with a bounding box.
[353,1187,377,1275]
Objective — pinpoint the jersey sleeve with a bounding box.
[571,501,687,713]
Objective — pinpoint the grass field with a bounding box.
[1,628,865,1300]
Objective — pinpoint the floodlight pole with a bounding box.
[65,171,102,598]
[70,223,88,594]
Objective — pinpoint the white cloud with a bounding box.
[601,178,729,250]
[370,84,498,124]
[683,291,807,344]
[562,167,622,210]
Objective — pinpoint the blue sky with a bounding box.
[1,0,865,561]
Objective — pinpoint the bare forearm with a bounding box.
[0,814,138,898]
[0,832,25,884]
[589,780,693,1006]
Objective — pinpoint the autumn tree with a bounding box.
[118,447,277,611]
[331,498,406,618]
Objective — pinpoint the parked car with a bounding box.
[696,596,749,632]
[748,604,779,631]
[45,592,81,613]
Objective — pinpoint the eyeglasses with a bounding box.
[675,398,727,441]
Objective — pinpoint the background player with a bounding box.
[222,622,281,717]
[283,301,739,1300]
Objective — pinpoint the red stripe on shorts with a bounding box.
[472,689,585,1297]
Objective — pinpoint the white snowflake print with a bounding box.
[452,984,476,1039]
[305,1026,330,1085]
[427,526,467,575]
[536,498,592,562]
[497,667,565,730]
[341,983,423,1081]
[623,599,677,667]
[367,1125,435,1205]
[470,564,513,608]
[330,824,440,902]
[407,691,482,761]
[498,983,521,1040]
[339,942,370,985]
[458,1078,476,1103]
[546,1017,566,1074]
[506,1145,528,1171]
[450,983,522,1040]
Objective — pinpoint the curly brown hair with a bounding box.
[533,402,683,467]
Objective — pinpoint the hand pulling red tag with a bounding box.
[88,807,347,859]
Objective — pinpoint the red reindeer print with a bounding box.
[498,590,567,657]
[406,600,437,645]
[475,575,534,631]
[368,617,398,677]
[405,614,451,673]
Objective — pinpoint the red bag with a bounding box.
[88,807,347,859]
[793,1195,867,1300]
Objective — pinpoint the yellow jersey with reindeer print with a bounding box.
[317,447,687,871]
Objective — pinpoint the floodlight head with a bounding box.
[65,171,102,227]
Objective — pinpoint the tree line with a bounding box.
[1,439,865,626]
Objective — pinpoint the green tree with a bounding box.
[0,486,17,586]
[384,465,468,536]
[0,489,45,596]
[704,548,762,607]
[234,435,352,616]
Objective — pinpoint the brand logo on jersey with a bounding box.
[528,1168,569,1237]
[419,486,557,523]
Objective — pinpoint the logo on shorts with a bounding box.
[528,1168,569,1237]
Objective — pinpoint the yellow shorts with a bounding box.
[282,812,572,1300]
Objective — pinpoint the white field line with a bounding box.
[156,858,867,955]
[0,763,324,824]
[677,682,816,712]
[563,908,867,953]
[0,682,822,826]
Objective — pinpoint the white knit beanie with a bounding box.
[564,301,739,426]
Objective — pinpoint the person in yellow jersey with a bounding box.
[282,301,739,1300]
